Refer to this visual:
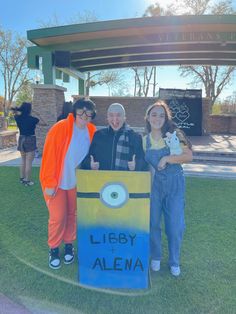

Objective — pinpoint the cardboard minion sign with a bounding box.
[76,170,150,289]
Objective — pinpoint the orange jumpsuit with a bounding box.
[40,113,96,248]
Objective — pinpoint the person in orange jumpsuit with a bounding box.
[40,98,96,269]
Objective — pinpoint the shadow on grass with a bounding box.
[0,167,236,314]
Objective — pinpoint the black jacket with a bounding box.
[15,114,39,136]
[81,125,147,171]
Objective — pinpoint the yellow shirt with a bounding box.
[143,135,166,151]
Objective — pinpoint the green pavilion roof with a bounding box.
[27,15,236,84]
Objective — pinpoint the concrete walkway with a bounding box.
[0,146,41,167]
[0,134,236,179]
[189,134,236,153]
[185,134,236,179]
[0,293,31,314]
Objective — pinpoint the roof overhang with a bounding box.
[27,15,236,73]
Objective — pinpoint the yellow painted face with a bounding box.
[76,170,150,231]
[76,170,151,289]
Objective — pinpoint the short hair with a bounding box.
[107,103,125,117]
[73,97,96,119]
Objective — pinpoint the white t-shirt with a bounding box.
[59,123,90,190]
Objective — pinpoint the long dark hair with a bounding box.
[145,100,176,135]
[145,99,192,149]
[62,101,72,117]
[57,101,73,121]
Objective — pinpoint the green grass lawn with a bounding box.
[0,167,235,314]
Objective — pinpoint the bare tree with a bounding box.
[0,28,30,116]
[180,65,235,106]
[223,91,236,113]
[153,67,158,96]
[144,3,166,16]
[177,0,235,108]
[146,0,233,15]
[132,66,158,97]
[111,86,132,97]
[138,3,169,98]
[211,0,234,14]
[85,70,126,96]
[133,67,142,96]
[173,0,211,15]
[0,95,4,112]
[143,0,236,107]
[38,11,98,28]
[100,71,125,96]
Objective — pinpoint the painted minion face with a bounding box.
[100,182,129,208]
[76,170,151,289]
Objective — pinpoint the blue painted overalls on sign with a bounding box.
[145,134,185,267]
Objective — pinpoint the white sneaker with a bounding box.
[49,248,61,269]
[170,266,181,277]
[151,260,160,271]
[64,244,75,265]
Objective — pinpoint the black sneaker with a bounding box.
[49,247,61,269]
[64,243,74,264]
[20,178,25,184]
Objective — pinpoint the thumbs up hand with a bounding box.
[128,154,136,171]
[90,155,100,170]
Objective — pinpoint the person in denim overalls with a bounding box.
[143,100,193,276]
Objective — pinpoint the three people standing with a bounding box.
[40,98,192,276]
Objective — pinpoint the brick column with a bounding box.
[0,117,8,131]
[202,97,211,135]
[32,84,67,154]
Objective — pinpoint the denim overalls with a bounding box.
[145,134,185,267]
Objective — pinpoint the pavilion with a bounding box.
[27,15,236,91]
[26,15,236,151]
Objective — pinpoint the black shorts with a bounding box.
[17,135,37,153]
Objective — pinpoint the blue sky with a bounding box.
[1,0,236,100]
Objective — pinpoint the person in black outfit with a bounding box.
[12,102,39,186]
[81,103,147,171]
[57,101,73,122]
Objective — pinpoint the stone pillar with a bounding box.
[0,117,8,131]
[0,116,18,149]
[32,84,67,154]
[202,97,211,135]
